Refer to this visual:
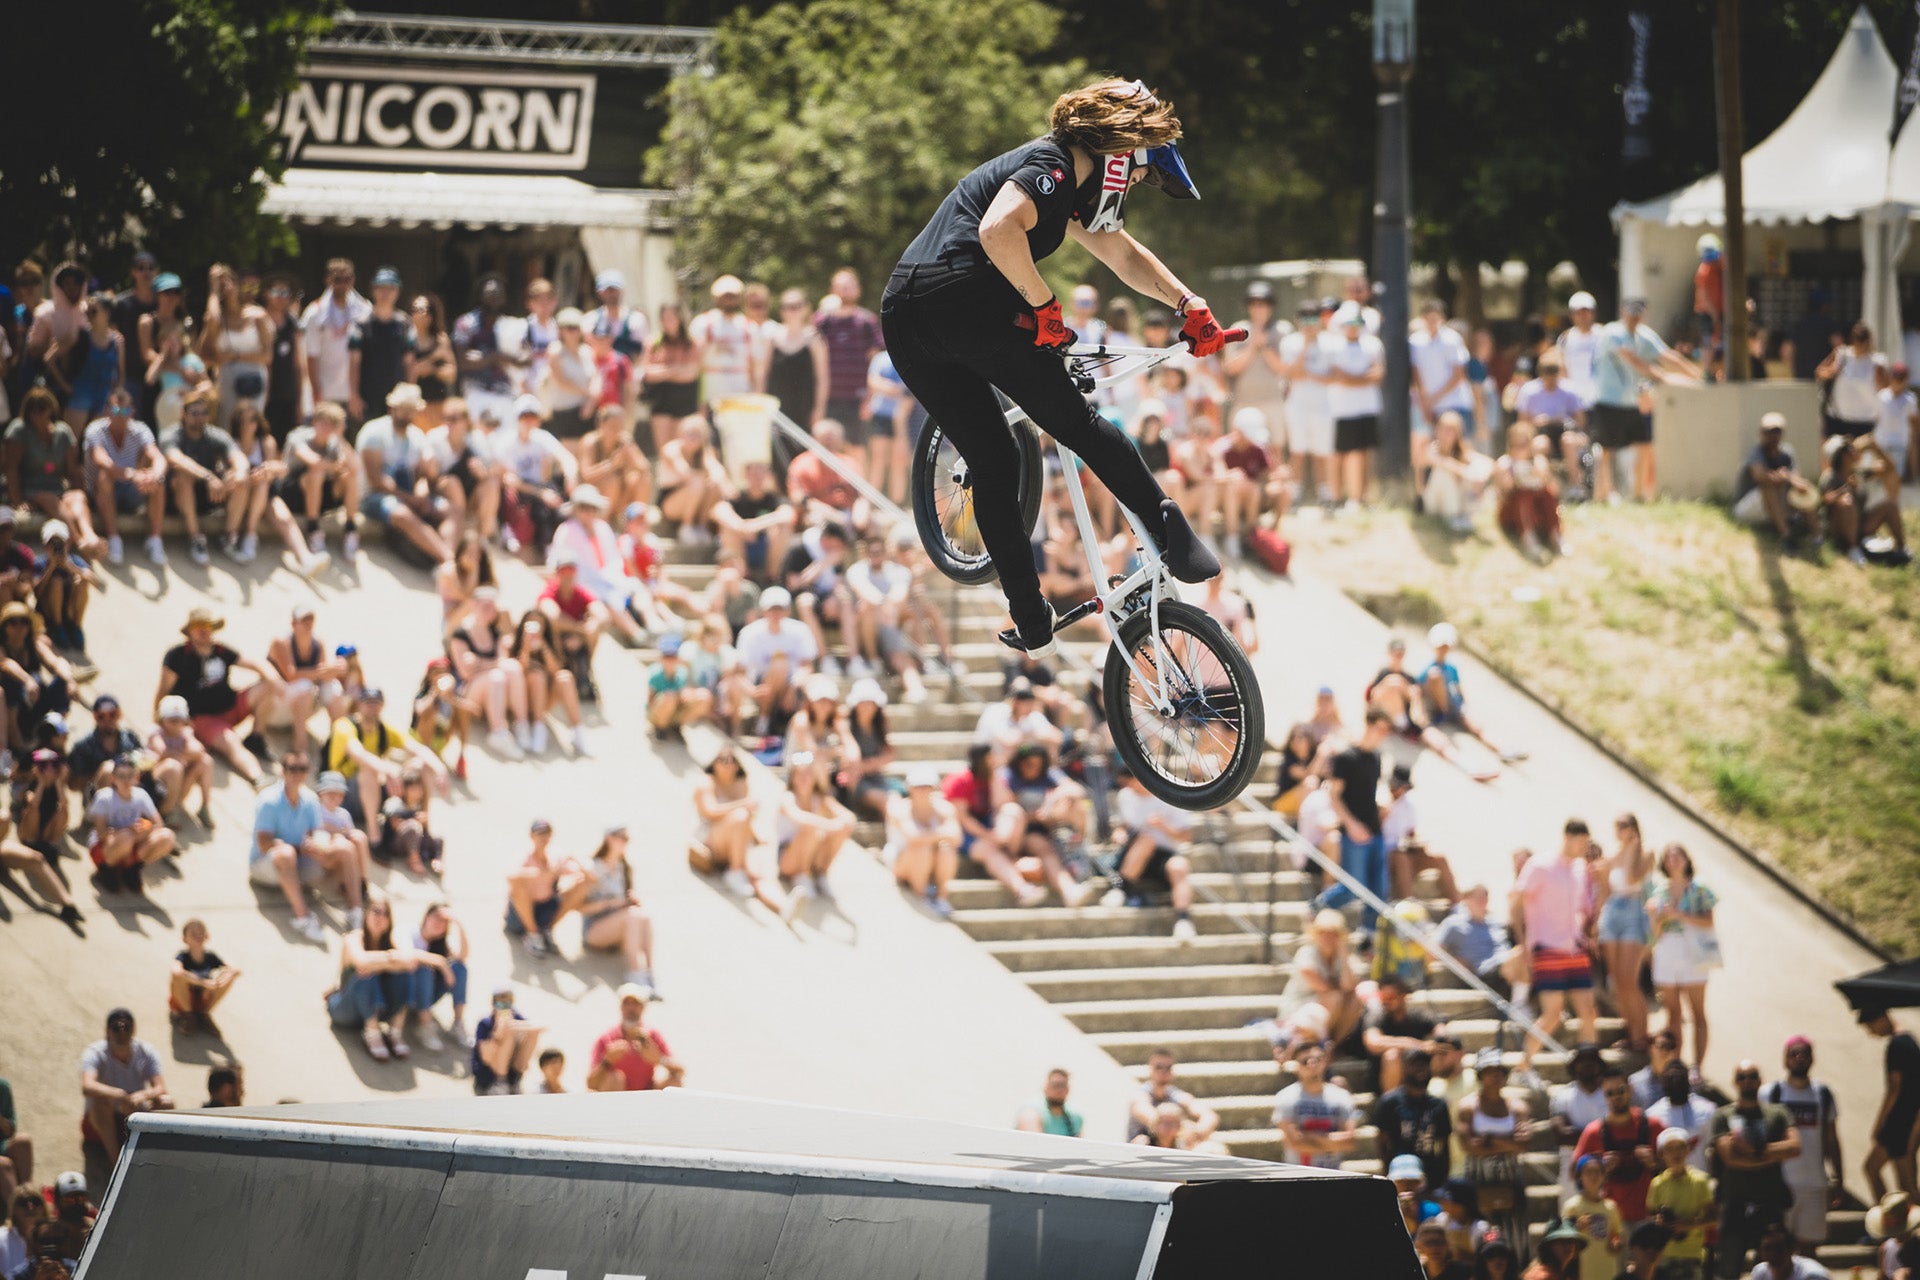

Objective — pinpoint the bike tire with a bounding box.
[1103,600,1265,811]
[911,416,1044,586]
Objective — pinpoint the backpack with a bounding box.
[1249,525,1291,575]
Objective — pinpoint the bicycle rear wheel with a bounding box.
[1103,600,1265,810]
[911,416,1044,585]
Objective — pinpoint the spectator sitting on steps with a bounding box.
[1127,1048,1220,1144]
[1112,766,1197,942]
[1015,1067,1084,1137]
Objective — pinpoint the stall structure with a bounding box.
[75,1091,1421,1280]
[1613,7,1920,353]
[260,13,708,313]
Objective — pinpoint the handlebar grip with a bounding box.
[1222,327,1250,344]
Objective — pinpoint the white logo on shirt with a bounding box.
[1036,174,1055,195]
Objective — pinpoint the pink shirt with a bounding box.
[1515,854,1589,951]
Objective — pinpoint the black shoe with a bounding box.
[1157,500,1221,584]
[242,731,270,761]
[996,604,1058,659]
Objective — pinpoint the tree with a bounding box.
[0,0,337,282]
[649,0,1085,293]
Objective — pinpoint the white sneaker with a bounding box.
[107,535,125,565]
[487,728,524,760]
[528,721,549,754]
[676,524,704,546]
[342,529,360,560]
[1225,535,1243,560]
[570,725,590,755]
[306,527,327,556]
[188,535,210,566]
[902,684,929,704]
[291,912,327,942]
[298,549,331,578]
[344,905,364,932]
[846,656,874,678]
[811,873,835,902]
[239,531,259,562]
[512,721,533,752]
[415,1021,444,1052]
[818,655,843,677]
[723,868,755,898]
[1172,917,1198,944]
[452,1020,475,1049]
[1849,546,1869,565]
[789,876,816,901]
[145,535,168,566]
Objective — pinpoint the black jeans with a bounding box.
[882,268,1167,626]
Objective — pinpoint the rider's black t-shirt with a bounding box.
[896,136,1080,275]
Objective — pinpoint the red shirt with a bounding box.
[590,1024,674,1090]
[1693,260,1724,319]
[787,452,857,511]
[538,578,598,623]
[621,532,662,584]
[942,770,992,823]
[1572,1109,1664,1222]
[1218,440,1272,478]
[596,350,633,409]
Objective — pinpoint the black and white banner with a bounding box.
[1622,8,1654,167]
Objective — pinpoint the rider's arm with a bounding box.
[1067,222,1203,316]
[978,184,1055,308]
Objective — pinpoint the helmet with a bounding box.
[1075,82,1199,233]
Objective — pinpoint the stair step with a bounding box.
[1023,963,1287,1004]
[1095,1026,1282,1066]
[984,932,1285,972]
[1055,994,1287,1035]
[946,872,1312,910]
[952,902,1308,942]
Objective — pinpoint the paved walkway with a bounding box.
[0,547,1138,1180]
[1227,542,1885,1190]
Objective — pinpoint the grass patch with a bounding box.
[1291,499,1920,954]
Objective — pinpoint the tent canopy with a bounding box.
[263,167,671,230]
[1616,7,1897,229]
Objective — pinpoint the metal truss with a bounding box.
[311,10,713,71]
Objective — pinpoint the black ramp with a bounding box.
[1150,1176,1422,1280]
[81,1131,452,1279]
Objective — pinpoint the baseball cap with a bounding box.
[1760,412,1787,433]
[1008,676,1036,698]
[569,483,609,510]
[658,632,684,658]
[40,518,69,545]
[1389,763,1414,789]
[710,274,745,297]
[758,585,792,610]
[1135,397,1168,421]
[1334,301,1364,327]
[154,272,183,293]
[1784,1034,1813,1051]
[357,686,385,703]
[291,602,316,622]
[1568,290,1597,311]
[1621,296,1649,315]
[1658,1127,1691,1149]
[551,547,580,569]
[530,818,553,835]
[372,266,401,288]
[1230,406,1269,442]
[92,693,120,713]
[616,982,651,1005]
[513,392,545,419]
[43,711,68,736]
[1427,621,1458,648]
[1894,362,1911,381]
[1296,298,1323,320]
[54,1172,86,1198]
[159,694,189,721]
[907,765,941,789]
[1244,280,1275,302]
[555,306,585,330]
[595,268,626,293]
[848,677,887,708]
[1387,1154,1425,1182]
[1571,1042,1605,1064]
[1473,1047,1507,1073]
[622,501,649,525]
[315,771,349,794]
[804,673,840,703]
[31,748,61,766]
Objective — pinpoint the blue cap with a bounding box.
[334,643,357,657]
[1388,1154,1425,1182]
[658,633,684,657]
[622,501,647,525]
[595,269,626,293]
[372,266,401,288]
[153,272,183,293]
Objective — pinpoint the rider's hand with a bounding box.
[1178,304,1241,358]
[1018,297,1075,352]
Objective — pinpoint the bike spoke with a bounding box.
[1123,623,1244,789]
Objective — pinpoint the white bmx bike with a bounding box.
[911,342,1266,811]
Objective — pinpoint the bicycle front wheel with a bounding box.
[911,416,1044,586]
[1104,600,1265,810]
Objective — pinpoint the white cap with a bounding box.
[848,677,887,708]
[906,765,941,789]
[1427,621,1458,648]
[758,585,792,610]
[1136,398,1168,421]
[1230,406,1270,445]
[710,274,745,297]
[1658,1127,1691,1149]
[569,483,608,510]
[159,694,190,722]
[41,518,70,545]
[1334,301,1365,327]
[55,1171,86,1197]
[803,673,840,703]
[513,393,545,420]
[1568,290,1597,312]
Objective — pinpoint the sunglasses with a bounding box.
[284,763,311,774]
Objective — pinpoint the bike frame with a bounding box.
[1004,341,1186,714]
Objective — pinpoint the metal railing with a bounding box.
[755,406,1566,1052]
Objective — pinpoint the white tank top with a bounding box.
[217,319,264,361]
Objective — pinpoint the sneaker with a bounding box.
[811,873,835,902]
[342,529,360,560]
[528,721,549,754]
[415,1021,444,1053]
[344,905,364,932]
[59,903,83,925]
[512,721,533,752]
[570,725,590,755]
[537,929,558,956]
[996,605,1059,660]
[452,1020,475,1049]
[625,969,658,998]
[818,655,843,678]
[306,526,327,556]
[523,932,552,958]
[291,913,327,942]
[222,533,244,562]
[1157,500,1222,583]
[1172,916,1198,943]
[297,548,331,578]
[1224,534,1243,560]
[146,534,168,566]
[487,728,524,760]
[1849,546,1869,566]
[237,532,259,563]
[723,868,755,898]
[107,535,125,565]
[1016,884,1049,908]
[1520,530,1544,561]
[845,655,874,678]
[929,894,954,920]
[498,526,521,554]
[789,876,816,902]
[188,534,211,566]
[387,1026,410,1059]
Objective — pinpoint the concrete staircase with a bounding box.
[657,543,1874,1271]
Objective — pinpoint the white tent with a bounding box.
[1614,7,1910,346]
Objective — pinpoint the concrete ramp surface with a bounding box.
[76,1092,1418,1280]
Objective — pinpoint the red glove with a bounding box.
[1178,304,1241,358]
[1018,297,1075,352]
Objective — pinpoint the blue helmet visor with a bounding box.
[1141,142,1199,201]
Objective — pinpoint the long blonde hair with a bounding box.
[1050,78,1181,155]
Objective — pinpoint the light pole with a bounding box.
[1373,0,1415,482]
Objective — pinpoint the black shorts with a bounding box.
[1118,836,1176,892]
[1334,415,1378,453]
[1824,413,1875,440]
[1877,1113,1919,1158]
[548,405,590,441]
[186,478,231,515]
[276,474,344,515]
[648,380,701,421]
[1590,403,1647,450]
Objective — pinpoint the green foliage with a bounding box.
[649,0,1083,291]
[0,0,337,283]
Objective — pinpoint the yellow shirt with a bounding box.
[1646,1167,1715,1262]
[1562,1193,1621,1280]
[325,715,417,779]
